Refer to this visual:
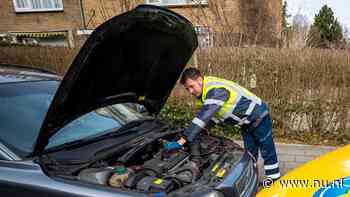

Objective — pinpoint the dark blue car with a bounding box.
[0,5,258,197]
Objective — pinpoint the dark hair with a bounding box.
[180,67,202,85]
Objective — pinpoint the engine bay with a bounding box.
[41,130,244,195]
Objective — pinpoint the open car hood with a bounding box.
[33,5,198,155]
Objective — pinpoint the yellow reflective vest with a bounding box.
[196,76,264,126]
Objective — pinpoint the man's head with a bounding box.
[180,67,203,98]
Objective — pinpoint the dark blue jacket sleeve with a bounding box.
[184,88,229,142]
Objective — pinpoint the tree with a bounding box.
[282,1,291,31]
[307,5,344,48]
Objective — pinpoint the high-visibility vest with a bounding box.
[196,76,263,126]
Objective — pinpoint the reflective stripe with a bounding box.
[223,95,241,119]
[260,110,269,119]
[206,81,261,104]
[204,99,225,106]
[245,102,256,115]
[267,172,281,179]
[224,113,250,126]
[222,95,251,125]
[192,117,206,128]
[241,117,251,125]
[206,81,261,116]
[264,162,279,170]
[229,114,244,125]
[211,117,220,124]
[228,94,241,113]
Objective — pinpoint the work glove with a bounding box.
[163,141,183,152]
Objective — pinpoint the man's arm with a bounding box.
[180,88,229,144]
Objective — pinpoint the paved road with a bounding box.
[234,140,337,179]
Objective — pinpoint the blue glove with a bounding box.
[163,141,183,152]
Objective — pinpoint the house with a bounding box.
[0,0,282,48]
[0,0,85,47]
[82,0,283,47]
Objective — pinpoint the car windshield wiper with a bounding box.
[44,118,156,153]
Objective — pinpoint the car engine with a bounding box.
[44,131,244,195]
[78,142,200,193]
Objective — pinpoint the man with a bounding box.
[164,67,280,181]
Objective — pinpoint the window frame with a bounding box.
[13,0,64,13]
[145,0,208,7]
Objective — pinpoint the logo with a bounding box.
[262,177,274,188]
[313,177,350,197]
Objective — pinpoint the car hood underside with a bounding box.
[33,5,198,155]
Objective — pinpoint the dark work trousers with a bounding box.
[241,115,280,180]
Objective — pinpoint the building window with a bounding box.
[145,0,208,7]
[13,0,63,12]
[195,26,213,48]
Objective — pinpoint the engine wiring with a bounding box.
[189,128,242,158]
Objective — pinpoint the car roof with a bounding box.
[0,64,61,83]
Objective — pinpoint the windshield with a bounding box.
[0,81,149,158]
[0,81,57,158]
[47,103,148,149]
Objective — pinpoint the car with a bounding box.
[0,5,258,197]
[256,144,350,197]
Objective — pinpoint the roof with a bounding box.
[0,64,61,83]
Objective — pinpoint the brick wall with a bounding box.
[0,0,83,33]
[82,0,139,29]
[82,0,282,47]
[239,0,283,46]
[0,0,282,46]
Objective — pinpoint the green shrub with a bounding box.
[159,98,241,139]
